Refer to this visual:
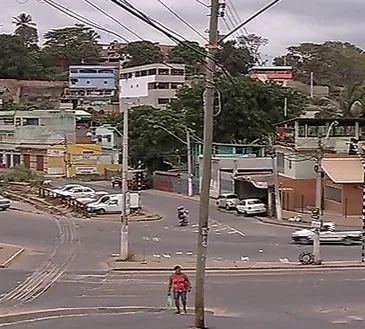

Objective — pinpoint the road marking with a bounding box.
[175,251,182,255]
[186,252,193,255]
[240,257,249,261]
[152,237,160,242]
[162,254,171,258]
[78,295,139,298]
[279,258,290,263]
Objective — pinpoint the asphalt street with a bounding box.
[50,180,365,263]
[7,269,365,329]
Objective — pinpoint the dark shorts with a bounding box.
[173,290,187,301]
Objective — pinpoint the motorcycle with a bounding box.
[177,206,189,227]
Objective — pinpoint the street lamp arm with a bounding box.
[153,124,187,145]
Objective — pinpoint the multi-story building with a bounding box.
[275,117,365,216]
[0,109,76,168]
[61,65,118,110]
[248,66,293,86]
[119,63,186,111]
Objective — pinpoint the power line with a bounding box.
[192,0,209,8]
[226,0,249,35]
[82,0,141,40]
[41,0,129,42]
[155,0,209,43]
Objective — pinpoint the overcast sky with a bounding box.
[2,0,365,62]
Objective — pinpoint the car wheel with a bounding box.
[0,207,5,211]
[215,201,220,208]
[342,237,354,246]
[225,204,231,211]
[97,209,106,215]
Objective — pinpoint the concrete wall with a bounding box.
[69,66,116,89]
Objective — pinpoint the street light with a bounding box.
[152,124,194,197]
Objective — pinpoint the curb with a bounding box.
[0,248,25,269]
[255,216,309,229]
[110,263,365,272]
[89,215,162,223]
[0,306,214,326]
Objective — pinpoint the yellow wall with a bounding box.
[47,144,121,177]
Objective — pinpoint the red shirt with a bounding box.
[170,273,189,292]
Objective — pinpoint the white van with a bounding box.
[87,192,141,215]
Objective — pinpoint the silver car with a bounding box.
[216,193,240,210]
[0,195,11,211]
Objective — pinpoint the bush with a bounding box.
[1,165,43,183]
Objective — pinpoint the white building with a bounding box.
[119,63,186,111]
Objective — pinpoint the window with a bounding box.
[332,125,355,137]
[135,71,141,77]
[298,124,306,137]
[98,69,114,74]
[158,98,169,105]
[86,80,91,84]
[70,78,78,85]
[103,80,108,84]
[171,83,183,89]
[235,147,243,154]
[13,154,21,166]
[22,118,39,126]
[171,69,184,76]
[70,69,78,73]
[148,83,156,90]
[156,82,169,89]
[287,159,292,169]
[325,186,342,203]
[277,152,285,173]
[0,118,14,125]
[121,73,132,79]
[79,69,97,74]
[158,68,169,75]
[148,69,157,75]
[140,70,148,77]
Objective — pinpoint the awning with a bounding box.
[321,157,363,184]
[235,174,273,189]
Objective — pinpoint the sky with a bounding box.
[2,0,365,62]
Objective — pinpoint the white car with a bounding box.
[0,195,10,211]
[216,193,240,210]
[291,222,362,245]
[58,186,96,199]
[76,191,109,205]
[236,198,267,216]
[51,184,83,196]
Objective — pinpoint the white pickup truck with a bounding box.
[291,222,362,246]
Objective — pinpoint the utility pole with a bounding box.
[64,133,70,178]
[120,106,129,260]
[195,0,219,328]
[283,97,288,117]
[313,135,323,264]
[269,134,282,220]
[186,129,193,197]
[310,72,314,98]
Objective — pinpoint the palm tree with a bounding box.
[12,13,36,32]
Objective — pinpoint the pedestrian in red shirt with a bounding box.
[167,265,191,314]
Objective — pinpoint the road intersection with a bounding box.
[1,184,365,328]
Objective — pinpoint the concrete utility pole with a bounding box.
[120,105,129,260]
[313,135,323,264]
[269,134,282,220]
[186,129,194,197]
[64,133,71,178]
[310,72,314,98]
[194,0,219,328]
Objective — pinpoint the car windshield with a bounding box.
[226,194,238,199]
[247,200,262,205]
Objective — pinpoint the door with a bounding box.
[36,155,44,171]
[23,154,31,168]
[107,199,120,213]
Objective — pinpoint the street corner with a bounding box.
[255,215,309,228]
[88,211,162,222]
[0,243,25,268]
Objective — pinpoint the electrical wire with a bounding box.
[82,0,142,40]
[41,0,129,42]
[155,0,210,43]
[191,0,209,8]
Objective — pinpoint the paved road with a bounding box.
[9,269,365,328]
[50,180,365,263]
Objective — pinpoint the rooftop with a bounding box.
[321,157,364,184]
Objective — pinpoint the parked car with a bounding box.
[291,222,362,245]
[81,193,116,207]
[236,198,267,216]
[216,193,240,210]
[76,191,109,205]
[58,186,96,199]
[87,192,141,215]
[51,184,83,196]
[0,195,10,211]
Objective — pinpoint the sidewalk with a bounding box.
[0,243,25,268]
[108,256,365,272]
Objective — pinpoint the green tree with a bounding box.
[341,83,365,117]
[217,40,255,76]
[12,13,39,48]
[168,41,206,75]
[274,42,365,87]
[0,34,55,80]
[121,41,164,68]
[43,24,101,69]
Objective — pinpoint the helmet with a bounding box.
[177,206,184,211]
